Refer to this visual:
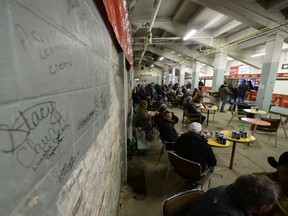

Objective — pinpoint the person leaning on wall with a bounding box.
[185,174,280,216]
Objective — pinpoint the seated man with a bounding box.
[154,104,179,128]
[183,96,206,124]
[257,152,288,216]
[159,111,179,145]
[175,122,216,171]
[135,100,154,141]
[193,86,203,103]
[185,174,280,216]
[151,95,164,109]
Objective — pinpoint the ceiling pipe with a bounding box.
[139,0,163,66]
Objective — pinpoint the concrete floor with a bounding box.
[117,101,288,216]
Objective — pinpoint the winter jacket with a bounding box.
[185,185,252,216]
[175,132,217,171]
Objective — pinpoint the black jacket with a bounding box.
[175,132,217,170]
[159,119,179,142]
[185,185,252,216]
[183,102,200,114]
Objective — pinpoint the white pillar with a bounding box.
[212,49,227,91]
[171,67,176,84]
[256,33,284,111]
[179,64,185,86]
[192,61,200,90]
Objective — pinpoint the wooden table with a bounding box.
[221,130,256,169]
[241,117,271,131]
[201,105,218,126]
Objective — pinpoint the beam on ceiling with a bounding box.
[190,0,282,29]
[148,46,184,63]
[267,0,288,11]
[228,50,262,69]
[213,20,242,37]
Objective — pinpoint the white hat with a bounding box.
[189,122,202,133]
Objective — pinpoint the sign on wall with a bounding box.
[103,0,133,65]
[229,66,239,75]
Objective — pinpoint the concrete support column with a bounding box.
[192,61,200,90]
[212,49,227,91]
[171,67,176,84]
[256,33,284,111]
[179,64,185,86]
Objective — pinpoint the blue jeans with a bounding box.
[220,98,227,111]
[238,96,245,103]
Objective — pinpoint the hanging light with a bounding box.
[183,29,197,41]
[251,52,265,58]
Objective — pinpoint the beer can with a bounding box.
[243,132,247,138]
[236,133,241,140]
[222,137,227,144]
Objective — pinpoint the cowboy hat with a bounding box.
[268,152,288,168]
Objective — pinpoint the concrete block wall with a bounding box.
[0,0,125,215]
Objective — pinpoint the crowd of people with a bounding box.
[132,81,286,216]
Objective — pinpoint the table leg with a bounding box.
[250,124,256,131]
[280,116,288,139]
[206,110,210,126]
[229,141,237,169]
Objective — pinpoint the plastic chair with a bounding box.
[162,189,203,216]
[255,118,281,148]
[182,109,202,128]
[163,152,213,192]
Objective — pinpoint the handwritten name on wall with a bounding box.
[15,24,73,75]
[0,101,70,171]
[77,90,109,130]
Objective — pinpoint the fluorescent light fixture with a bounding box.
[251,52,265,57]
[183,29,197,41]
[159,56,164,61]
[151,64,154,67]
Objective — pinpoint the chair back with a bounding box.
[168,152,202,179]
[183,109,202,123]
[163,189,203,216]
[256,118,281,132]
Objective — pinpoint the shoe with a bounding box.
[220,110,226,113]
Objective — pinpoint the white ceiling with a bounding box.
[128,0,288,71]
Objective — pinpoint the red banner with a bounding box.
[103,0,133,65]
[229,66,239,75]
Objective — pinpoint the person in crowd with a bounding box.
[257,152,288,216]
[154,104,179,128]
[230,83,239,111]
[183,96,206,124]
[135,100,154,141]
[198,79,204,87]
[186,81,191,89]
[238,80,250,103]
[185,174,280,216]
[151,95,164,109]
[182,88,192,105]
[218,82,231,112]
[247,80,254,90]
[175,122,216,171]
[159,111,179,144]
[193,86,204,103]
